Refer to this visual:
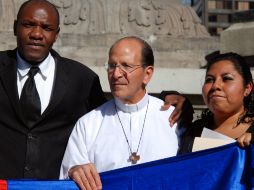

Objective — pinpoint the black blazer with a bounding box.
[0,49,106,179]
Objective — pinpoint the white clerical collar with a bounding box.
[17,51,54,80]
[114,93,149,113]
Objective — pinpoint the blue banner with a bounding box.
[5,143,254,190]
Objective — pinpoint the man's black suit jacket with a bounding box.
[0,49,106,179]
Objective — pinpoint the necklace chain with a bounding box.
[115,100,149,164]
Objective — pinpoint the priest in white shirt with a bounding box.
[59,36,181,190]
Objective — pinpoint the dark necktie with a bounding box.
[20,66,41,127]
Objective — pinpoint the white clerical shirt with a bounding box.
[60,94,179,179]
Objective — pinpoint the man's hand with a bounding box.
[69,163,102,190]
[161,94,186,126]
[237,132,252,148]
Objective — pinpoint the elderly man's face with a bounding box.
[14,1,59,64]
[108,39,153,104]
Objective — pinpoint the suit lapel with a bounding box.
[0,50,23,120]
[39,54,69,119]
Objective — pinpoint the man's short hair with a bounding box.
[17,0,60,26]
[109,36,154,67]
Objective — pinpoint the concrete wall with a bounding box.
[221,22,254,56]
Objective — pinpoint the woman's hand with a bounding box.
[161,94,186,126]
[237,132,252,147]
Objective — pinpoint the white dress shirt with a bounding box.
[60,94,179,179]
[17,52,55,114]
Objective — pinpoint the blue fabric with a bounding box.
[7,180,78,190]
[7,143,254,190]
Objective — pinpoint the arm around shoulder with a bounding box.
[159,91,194,126]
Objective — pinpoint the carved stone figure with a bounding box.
[120,0,209,37]
[49,0,88,33]
[0,0,15,31]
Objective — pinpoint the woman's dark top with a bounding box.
[178,119,254,154]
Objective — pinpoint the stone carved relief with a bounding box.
[50,0,87,25]
[0,0,15,31]
[0,0,209,37]
[48,0,106,34]
[120,0,209,37]
[0,0,29,31]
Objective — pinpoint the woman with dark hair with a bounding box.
[179,52,254,153]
